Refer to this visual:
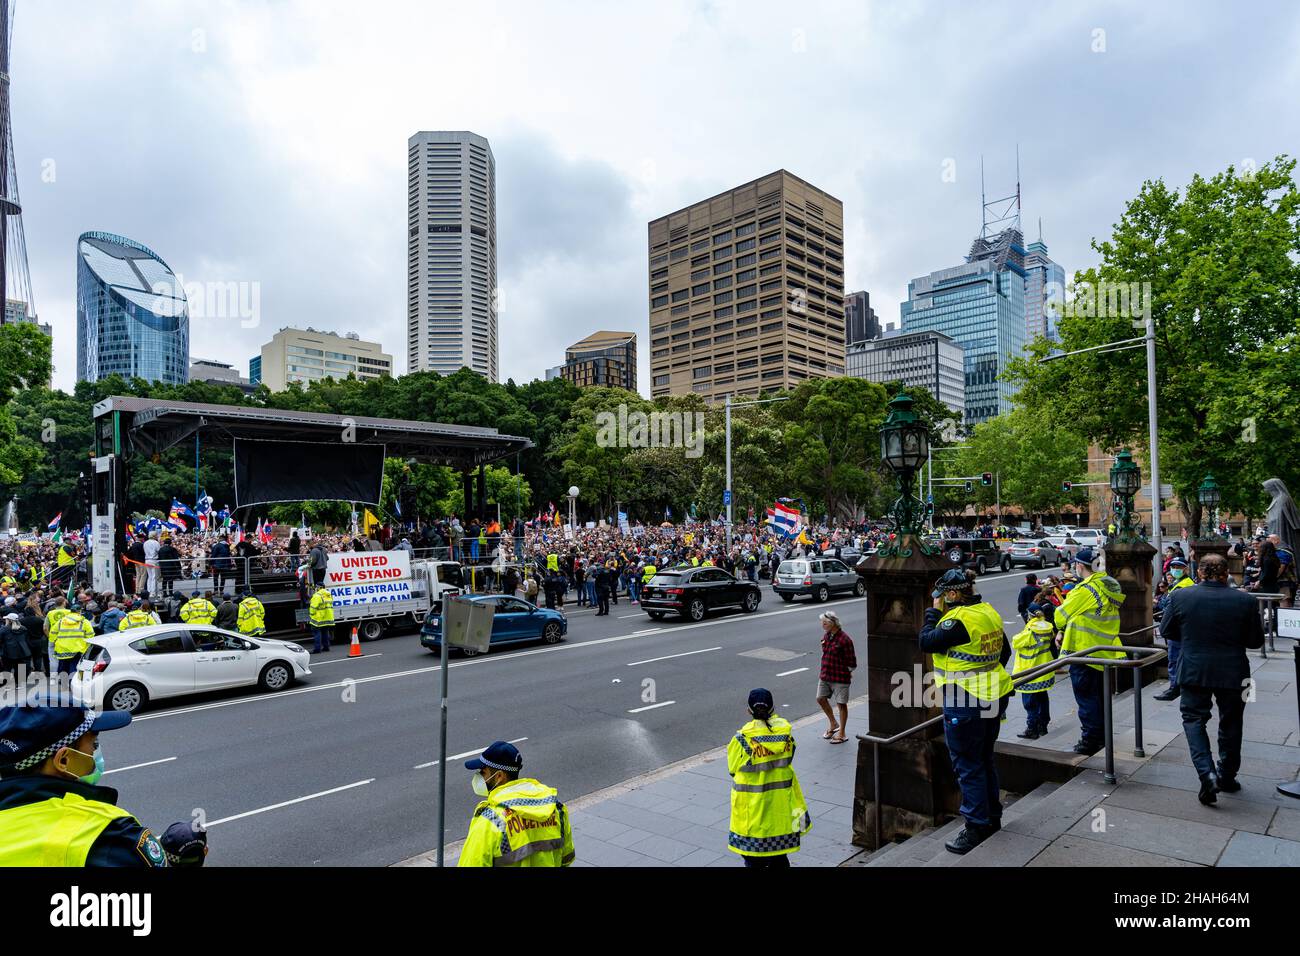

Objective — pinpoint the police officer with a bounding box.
[0,702,206,866]
[727,688,811,866]
[1154,557,1194,702]
[49,607,93,675]
[309,584,335,653]
[118,600,156,631]
[180,590,217,626]
[458,740,574,867]
[920,568,1013,854]
[1053,547,1126,754]
[1012,603,1057,739]
[593,563,611,616]
[237,589,266,637]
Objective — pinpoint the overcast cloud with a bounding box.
[13,0,1300,393]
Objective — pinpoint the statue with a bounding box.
[1263,478,1300,554]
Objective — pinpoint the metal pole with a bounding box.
[1132,653,1145,758]
[1102,665,1116,784]
[436,622,450,866]
[1145,315,1163,577]
[725,394,733,552]
[995,472,1001,527]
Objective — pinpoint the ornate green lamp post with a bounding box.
[1197,474,1220,539]
[877,392,930,556]
[1109,448,1142,543]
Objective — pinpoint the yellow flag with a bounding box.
[363,508,380,536]
[797,529,811,546]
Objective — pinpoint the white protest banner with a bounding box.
[325,550,413,607]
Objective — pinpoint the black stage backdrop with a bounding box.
[233,438,385,507]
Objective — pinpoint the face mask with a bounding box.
[1172,570,1184,580]
[472,772,492,797]
[78,746,105,786]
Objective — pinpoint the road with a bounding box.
[100,566,1041,866]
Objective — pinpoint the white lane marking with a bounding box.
[627,646,721,667]
[627,700,676,714]
[311,653,384,666]
[617,613,642,619]
[413,736,528,770]
[102,756,177,776]
[134,599,847,722]
[206,778,375,827]
[776,667,809,677]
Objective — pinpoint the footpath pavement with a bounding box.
[402,696,868,867]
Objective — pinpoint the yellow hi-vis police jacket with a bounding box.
[1054,571,1125,670]
[49,612,93,660]
[458,778,574,867]
[237,597,266,635]
[641,564,657,585]
[179,598,217,626]
[308,588,335,627]
[1011,618,1057,693]
[726,715,811,857]
[0,789,136,866]
[117,609,154,631]
[932,603,1014,702]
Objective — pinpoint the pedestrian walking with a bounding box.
[458,740,574,867]
[1160,554,1265,804]
[726,688,812,867]
[815,610,856,743]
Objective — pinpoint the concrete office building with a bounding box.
[254,327,392,392]
[558,330,637,391]
[648,170,846,402]
[190,358,256,394]
[844,290,881,346]
[407,131,497,379]
[845,330,965,417]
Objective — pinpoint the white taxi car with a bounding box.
[75,624,313,714]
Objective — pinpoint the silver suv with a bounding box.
[773,557,865,603]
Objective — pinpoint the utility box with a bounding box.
[442,595,493,654]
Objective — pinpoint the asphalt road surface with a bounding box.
[100,566,1039,866]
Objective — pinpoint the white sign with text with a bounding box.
[325,551,412,607]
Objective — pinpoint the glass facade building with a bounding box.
[845,330,965,417]
[900,227,1026,425]
[1023,238,1065,344]
[76,231,189,384]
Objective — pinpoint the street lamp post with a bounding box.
[567,486,578,534]
[1197,474,1220,539]
[877,392,932,556]
[1108,449,1143,543]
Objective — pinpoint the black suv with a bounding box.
[641,566,762,622]
[939,538,1010,575]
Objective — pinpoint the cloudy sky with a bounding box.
[14,0,1300,393]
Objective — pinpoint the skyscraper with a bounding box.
[76,232,189,385]
[648,170,845,402]
[1023,222,1065,343]
[0,0,39,340]
[844,290,880,346]
[407,131,498,380]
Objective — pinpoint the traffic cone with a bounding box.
[348,626,362,658]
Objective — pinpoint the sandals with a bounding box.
[829,733,848,744]
[822,727,839,740]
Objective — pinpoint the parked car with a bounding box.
[775,557,866,602]
[1046,535,1082,562]
[940,537,1010,575]
[1072,529,1107,549]
[641,566,762,621]
[820,546,864,566]
[420,594,566,656]
[1007,538,1064,569]
[1051,525,1078,535]
[75,624,313,714]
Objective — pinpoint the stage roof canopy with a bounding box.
[93,396,533,469]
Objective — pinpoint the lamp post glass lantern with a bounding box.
[1197,474,1220,539]
[878,392,931,552]
[1109,448,1142,542]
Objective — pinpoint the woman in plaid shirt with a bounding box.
[816,610,857,743]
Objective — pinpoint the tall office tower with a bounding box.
[844,289,880,346]
[901,170,1027,426]
[647,170,845,401]
[0,1,39,339]
[76,232,190,385]
[845,330,965,417]
[558,330,637,391]
[1023,221,1065,344]
[407,131,497,380]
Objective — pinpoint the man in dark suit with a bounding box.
[1159,554,1264,805]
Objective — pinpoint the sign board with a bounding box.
[441,595,493,652]
[723,490,732,506]
[91,507,115,593]
[1278,608,1300,640]
[1139,484,1174,499]
[325,550,412,607]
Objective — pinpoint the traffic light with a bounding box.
[1062,480,1073,492]
[964,480,973,494]
[981,472,993,487]
[925,502,934,517]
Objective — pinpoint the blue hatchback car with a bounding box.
[420,594,567,656]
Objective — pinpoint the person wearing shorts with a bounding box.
[816,610,856,743]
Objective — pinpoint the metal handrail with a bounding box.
[856,628,1166,849]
